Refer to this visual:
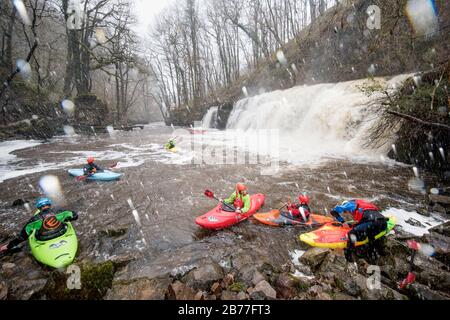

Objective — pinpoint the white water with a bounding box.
[201,106,218,128]
[224,75,411,164]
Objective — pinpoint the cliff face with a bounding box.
[168,0,450,127]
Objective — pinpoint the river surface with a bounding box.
[0,122,446,292]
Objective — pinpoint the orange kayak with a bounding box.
[253,209,334,227]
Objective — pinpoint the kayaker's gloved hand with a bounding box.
[235,208,242,213]
[71,211,79,221]
[219,198,223,203]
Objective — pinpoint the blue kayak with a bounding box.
[68,169,122,181]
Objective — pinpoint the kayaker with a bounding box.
[330,199,388,262]
[219,183,251,215]
[83,157,103,176]
[164,139,176,150]
[0,198,78,254]
[282,194,311,221]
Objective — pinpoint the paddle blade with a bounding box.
[204,190,214,198]
[399,272,416,289]
[76,176,87,181]
[407,240,420,251]
[109,162,118,169]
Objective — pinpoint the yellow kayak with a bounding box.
[165,147,177,153]
[299,216,396,249]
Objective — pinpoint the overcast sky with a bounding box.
[133,0,174,35]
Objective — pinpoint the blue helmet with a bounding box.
[35,198,52,209]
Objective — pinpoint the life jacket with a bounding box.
[233,191,244,209]
[35,210,66,241]
[353,200,380,222]
[288,204,310,219]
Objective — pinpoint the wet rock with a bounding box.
[211,282,222,295]
[251,270,266,286]
[407,283,450,300]
[275,273,299,299]
[167,281,196,300]
[299,248,331,270]
[249,290,268,300]
[11,199,26,207]
[405,218,425,228]
[416,208,431,217]
[236,291,249,300]
[194,291,206,300]
[106,276,171,300]
[99,226,128,238]
[8,278,47,300]
[183,259,224,291]
[308,284,323,296]
[416,269,450,292]
[220,273,233,289]
[221,290,238,300]
[315,292,333,300]
[429,194,450,205]
[0,279,7,300]
[333,292,355,300]
[431,204,448,214]
[253,280,277,300]
[352,274,407,300]
[237,264,259,286]
[429,221,450,237]
[318,251,347,274]
[1,263,16,277]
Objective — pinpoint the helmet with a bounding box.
[87,157,95,164]
[236,183,247,192]
[298,194,309,205]
[36,198,52,209]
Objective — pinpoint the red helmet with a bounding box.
[298,194,309,205]
[87,157,95,164]
[236,183,247,192]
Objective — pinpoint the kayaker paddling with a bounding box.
[0,198,78,255]
[219,183,251,218]
[83,157,103,176]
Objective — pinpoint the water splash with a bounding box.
[61,100,75,116]
[13,0,31,25]
[276,50,288,66]
[39,175,65,206]
[242,86,249,97]
[438,147,445,160]
[405,0,439,37]
[16,59,31,79]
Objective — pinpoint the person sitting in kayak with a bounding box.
[164,139,176,150]
[0,198,78,254]
[330,199,388,262]
[83,157,103,176]
[282,194,311,222]
[219,183,251,215]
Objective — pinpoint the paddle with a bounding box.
[0,243,23,259]
[204,190,236,212]
[76,162,118,181]
[399,240,420,289]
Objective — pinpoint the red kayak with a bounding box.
[195,194,265,230]
[253,210,334,227]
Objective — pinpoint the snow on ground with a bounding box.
[382,207,447,237]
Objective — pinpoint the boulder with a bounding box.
[317,251,347,274]
[183,259,224,291]
[251,271,266,286]
[221,290,238,300]
[237,264,259,286]
[429,194,450,205]
[8,278,47,300]
[211,282,222,295]
[275,273,300,299]
[253,280,277,300]
[407,283,450,300]
[299,248,331,270]
[0,280,7,300]
[167,281,196,300]
[222,273,234,289]
[105,276,171,300]
[194,291,206,300]
[236,291,249,300]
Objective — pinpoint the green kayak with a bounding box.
[29,222,78,268]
